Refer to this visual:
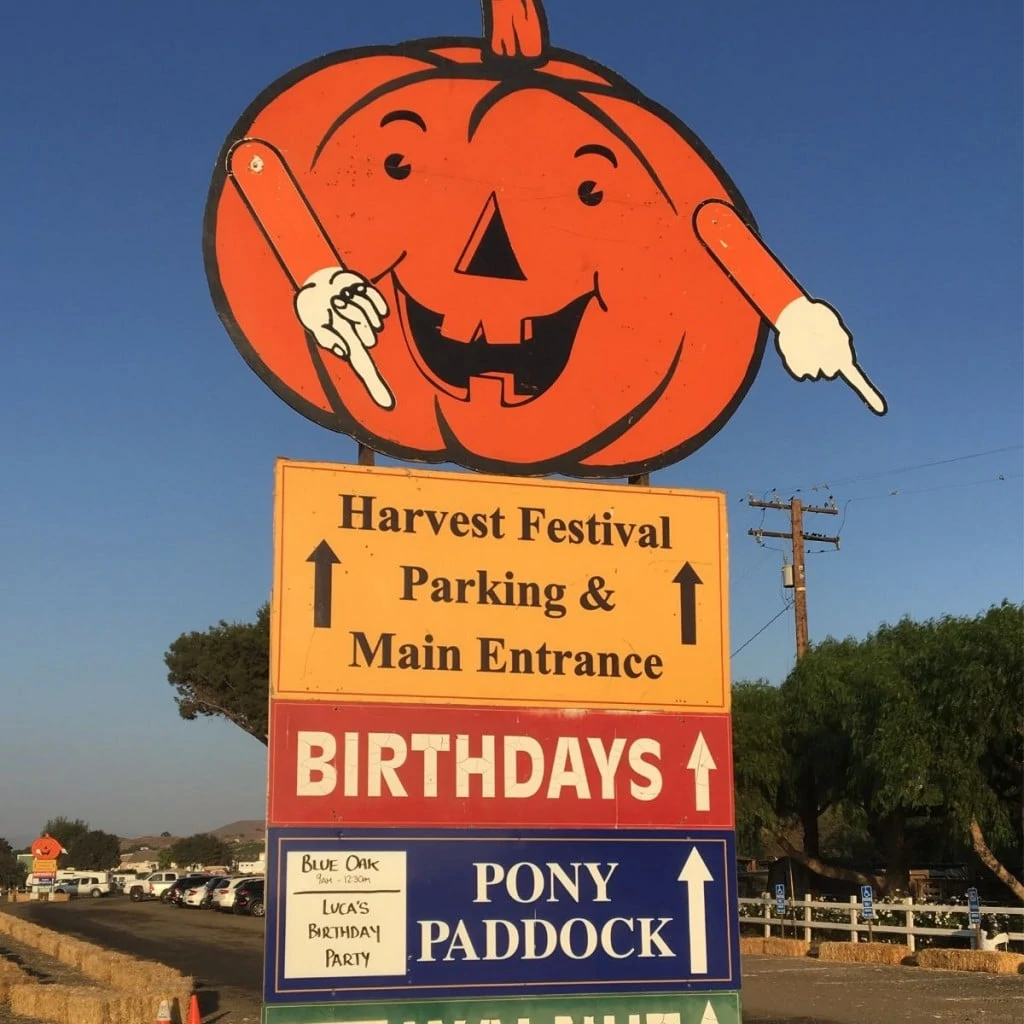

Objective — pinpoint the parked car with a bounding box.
[164,875,214,906]
[211,876,262,912]
[127,871,180,901]
[232,879,265,917]
[53,875,113,898]
[182,876,226,909]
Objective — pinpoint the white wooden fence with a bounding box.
[739,894,1024,953]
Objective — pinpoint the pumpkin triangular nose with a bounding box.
[456,192,526,280]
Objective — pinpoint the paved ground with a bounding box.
[4,899,1022,1023]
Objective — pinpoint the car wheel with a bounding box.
[250,900,265,918]
[129,889,142,902]
[90,889,102,898]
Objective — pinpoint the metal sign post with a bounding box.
[860,885,874,943]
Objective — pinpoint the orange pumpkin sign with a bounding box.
[31,835,62,861]
[205,0,885,478]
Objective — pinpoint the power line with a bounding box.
[845,471,1023,504]
[732,602,794,658]
[744,443,1023,500]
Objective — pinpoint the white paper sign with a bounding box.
[283,849,407,978]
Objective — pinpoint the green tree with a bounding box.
[43,817,89,868]
[70,831,121,871]
[772,604,1023,896]
[157,847,174,870]
[43,819,122,871]
[164,605,269,744]
[0,839,26,889]
[731,680,787,858]
[168,833,232,868]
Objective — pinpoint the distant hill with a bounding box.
[208,820,265,841]
[119,819,265,850]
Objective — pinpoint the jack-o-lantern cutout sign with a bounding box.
[31,835,62,861]
[205,0,886,478]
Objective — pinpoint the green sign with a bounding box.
[263,991,740,1024]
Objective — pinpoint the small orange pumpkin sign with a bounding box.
[205,0,884,478]
[31,835,62,861]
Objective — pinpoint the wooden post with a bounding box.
[903,896,915,953]
[849,894,859,943]
[357,444,376,466]
[791,498,809,659]
[763,896,771,938]
[803,893,813,943]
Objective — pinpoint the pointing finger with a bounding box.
[313,318,357,359]
[346,334,395,409]
[840,362,887,415]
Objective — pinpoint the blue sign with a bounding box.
[774,882,786,916]
[264,828,740,1004]
[967,887,981,926]
[860,884,874,921]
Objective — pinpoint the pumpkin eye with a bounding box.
[577,180,603,206]
[384,153,411,180]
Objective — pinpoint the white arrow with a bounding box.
[678,846,714,974]
[700,1002,720,1024]
[687,731,717,812]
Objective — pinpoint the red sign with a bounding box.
[268,701,732,830]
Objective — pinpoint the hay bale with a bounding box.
[740,936,811,957]
[78,948,118,986]
[113,956,188,992]
[56,937,90,970]
[49,893,70,903]
[9,984,68,1021]
[818,941,912,965]
[107,994,152,1024]
[917,948,1024,974]
[69,993,111,1024]
[0,958,32,983]
[10,984,115,1024]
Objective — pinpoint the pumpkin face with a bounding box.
[31,835,61,860]
[205,3,767,477]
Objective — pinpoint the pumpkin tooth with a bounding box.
[439,311,483,344]
[521,318,534,342]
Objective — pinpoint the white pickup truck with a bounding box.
[126,870,181,901]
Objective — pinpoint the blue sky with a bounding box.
[1,0,1020,846]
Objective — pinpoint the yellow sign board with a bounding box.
[31,858,58,874]
[272,461,730,712]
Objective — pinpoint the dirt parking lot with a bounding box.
[4,898,1022,1023]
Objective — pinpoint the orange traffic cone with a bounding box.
[187,994,201,1024]
[155,997,172,1024]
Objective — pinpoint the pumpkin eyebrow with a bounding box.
[574,143,617,167]
[380,109,427,131]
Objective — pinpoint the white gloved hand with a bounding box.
[775,296,886,415]
[295,268,394,409]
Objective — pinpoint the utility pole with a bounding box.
[747,496,840,660]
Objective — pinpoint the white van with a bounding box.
[54,873,113,897]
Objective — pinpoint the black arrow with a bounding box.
[673,563,703,645]
[307,540,341,628]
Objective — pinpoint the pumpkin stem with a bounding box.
[484,0,549,61]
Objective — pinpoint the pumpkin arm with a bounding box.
[694,199,887,415]
[693,199,803,325]
[226,139,395,410]
[227,139,342,287]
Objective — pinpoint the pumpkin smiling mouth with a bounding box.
[395,278,600,403]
